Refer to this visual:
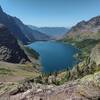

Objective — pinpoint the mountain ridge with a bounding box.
[65,16,100,40]
[0,6,50,44]
[0,24,30,63]
[28,25,69,38]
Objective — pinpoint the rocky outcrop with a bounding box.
[3,71,99,100]
[90,43,100,66]
[66,16,100,40]
[0,24,30,63]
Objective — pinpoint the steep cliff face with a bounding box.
[0,24,30,63]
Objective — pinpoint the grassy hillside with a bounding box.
[0,61,40,82]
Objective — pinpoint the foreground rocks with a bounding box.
[0,71,100,100]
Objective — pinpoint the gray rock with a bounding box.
[0,24,30,63]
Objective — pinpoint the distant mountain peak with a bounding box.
[28,25,69,39]
[66,15,100,40]
[88,16,100,26]
[89,16,100,21]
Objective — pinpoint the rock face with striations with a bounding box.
[0,24,30,63]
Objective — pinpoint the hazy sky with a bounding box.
[0,0,100,27]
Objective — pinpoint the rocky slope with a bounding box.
[66,16,100,40]
[90,43,100,66]
[1,70,99,100]
[0,24,30,63]
[0,61,39,82]
[0,6,50,44]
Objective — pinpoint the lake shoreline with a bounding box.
[28,41,78,73]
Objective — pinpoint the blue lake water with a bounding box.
[28,41,78,73]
